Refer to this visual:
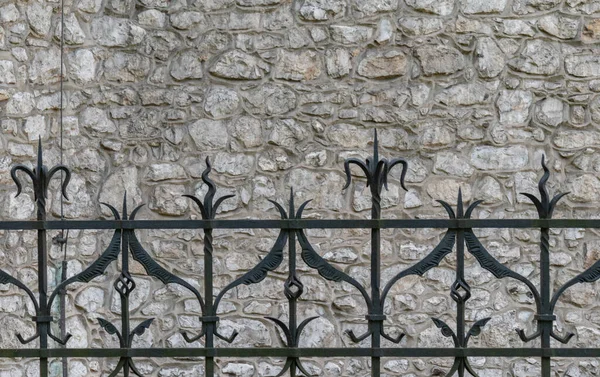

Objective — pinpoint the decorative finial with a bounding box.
[520,155,568,219]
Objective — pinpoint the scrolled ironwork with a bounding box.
[4,135,600,377]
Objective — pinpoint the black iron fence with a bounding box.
[2,133,600,377]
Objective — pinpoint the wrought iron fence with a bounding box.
[1,133,600,377]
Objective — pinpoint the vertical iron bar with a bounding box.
[541,227,551,377]
[39,224,48,377]
[371,189,381,377]
[121,228,130,377]
[288,195,297,377]
[60,260,68,377]
[456,229,465,348]
[204,228,215,377]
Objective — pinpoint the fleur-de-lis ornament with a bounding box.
[11,138,71,220]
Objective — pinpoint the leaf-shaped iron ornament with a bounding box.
[342,129,408,195]
[518,156,574,345]
[182,157,238,351]
[11,138,71,220]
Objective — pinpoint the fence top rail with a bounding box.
[0,218,599,230]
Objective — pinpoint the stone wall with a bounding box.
[2,0,600,375]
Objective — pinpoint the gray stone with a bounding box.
[275,50,323,81]
[503,19,535,36]
[398,17,444,36]
[509,40,560,75]
[195,0,236,11]
[476,176,504,203]
[497,90,533,125]
[553,130,600,149]
[213,153,255,176]
[23,115,46,141]
[150,185,188,215]
[55,13,86,45]
[147,164,186,181]
[0,61,16,84]
[566,0,600,14]
[471,145,529,170]
[435,83,491,106]
[189,119,229,150]
[210,50,270,80]
[538,14,579,39]
[69,49,96,84]
[355,0,398,16]
[237,0,285,5]
[78,0,103,13]
[6,92,35,116]
[267,119,308,149]
[138,10,167,28]
[27,3,52,36]
[242,83,297,116]
[80,108,116,134]
[223,363,255,377]
[171,50,203,80]
[566,55,600,77]
[29,48,61,85]
[204,87,239,118]
[475,37,505,78]
[415,45,465,76]
[426,179,472,203]
[104,52,151,82]
[330,25,373,45]
[0,4,20,22]
[325,48,352,78]
[461,0,507,13]
[405,0,454,15]
[433,152,474,177]
[417,121,455,148]
[75,287,105,312]
[232,116,263,148]
[375,18,393,43]
[170,11,208,30]
[91,16,146,47]
[513,0,561,13]
[569,174,600,203]
[357,49,407,79]
[300,0,346,21]
[327,124,370,147]
[535,97,564,127]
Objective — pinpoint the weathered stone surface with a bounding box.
[80,108,116,134]
[538,14,579,39]
[29,48,61,85]
[435,83,491,106]
[497,90,533,125]
[69,49,96,83]
[189,119,229,150]
[355,0,398,16]
[275,50,322,81]
[330,25,373,44]
[6,92,35,115]
[0,61,16,84]
[210,50,270,80]
[405,0,454,15]
[553,129,600,149]
[357,49,407,79]
[434,152,474,177]
[475,37,505,78]
[300,0,346,21]
[471,145,529,170]
[91,16,146,47]
[27,3,52,36]
[325,48,352,78]
[170,50,203,80]
[204,87,239,118]
[0,4,20,23]
[242,83,296,115]
[104,52,151,82]
[461,0,507,13]
[398,17,444,36]
[138,9,167,28]
[170,11,208,30]
[55,13,86,45]
[508,40,560,75]
[513,0,561,13]
[535,97,564,127]
[583,18,600,42]
[566,0,600,14]
[415,45,465,75]
[566,55,600,77]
